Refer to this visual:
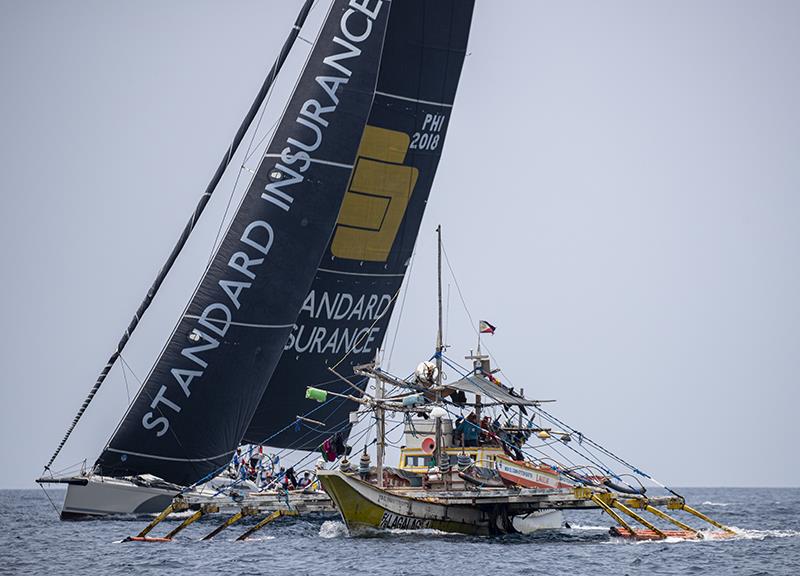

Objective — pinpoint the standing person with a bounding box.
[456,413,480,447]
[231,448,242,477]
[480,416,492,444]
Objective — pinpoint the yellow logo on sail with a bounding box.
[331,125,419,262]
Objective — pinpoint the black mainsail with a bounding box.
[244,0,476,449]
[93,0,391,487]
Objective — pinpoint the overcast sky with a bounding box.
[1,0,798,489]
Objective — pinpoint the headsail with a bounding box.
[44,0,316,473]
[244,0,476,449]
[94,0,391,487]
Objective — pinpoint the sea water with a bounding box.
[1,488,798,575]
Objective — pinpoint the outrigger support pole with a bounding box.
[668,499,735,534]
[642,504,701,536]
[624,497,701,535]
[201,506,257,541]
[610,499,667,539]
[236,509,298,541]
[135,499,188,538]
[164,503,219,540]
[590,494,636,535]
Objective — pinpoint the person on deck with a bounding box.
[232,448,242,477]
[259,466,272,490]
[453,415,464,446]
[297,471,312,489]
[456,413,480,447]
[480,416,493,444]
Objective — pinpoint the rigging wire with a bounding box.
[384,248,418,372]
[119,354,131,405]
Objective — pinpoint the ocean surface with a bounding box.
[1,488,798,575]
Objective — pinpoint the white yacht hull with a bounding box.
[59,476,178,519]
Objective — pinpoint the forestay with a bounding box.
[95,0,391,486]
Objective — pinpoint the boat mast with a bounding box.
[44,0,316,472]
[434,225,444,469]
[375,373,385,488]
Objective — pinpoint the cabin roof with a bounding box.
[444,373,538,406]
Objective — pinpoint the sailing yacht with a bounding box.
[37,0,476,518]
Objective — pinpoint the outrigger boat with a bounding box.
[310,227,739,540]
[121,226,739,543]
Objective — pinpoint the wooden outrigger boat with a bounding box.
[309,227,738,541]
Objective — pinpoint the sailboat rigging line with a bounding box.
[120,354,131,405]
[38,483,61,516]
[330,281,406,371]
[43,0,317,472]
[437,355,618,481]
[184,380,367,493]
[436,354,640,488]
[445,283,450,347]
[385,247,417,371]
[210,410,362,499]
[533,404,683,498]
[440,240,512,382]
[238,0,323,167]
[117,353,212,482]
[440,240,476,332]
[206,83,274,262]
[211,2,329,264]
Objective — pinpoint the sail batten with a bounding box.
[95,0,392,486]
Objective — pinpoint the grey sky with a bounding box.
[1,0,798,489]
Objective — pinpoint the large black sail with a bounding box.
[244,0,475,449]
[95,0,391,487]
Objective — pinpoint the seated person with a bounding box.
[296,471,313,489]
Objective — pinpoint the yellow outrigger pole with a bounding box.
[576,487,735,541]
[124,498,299,542]
[668,499,736,534]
